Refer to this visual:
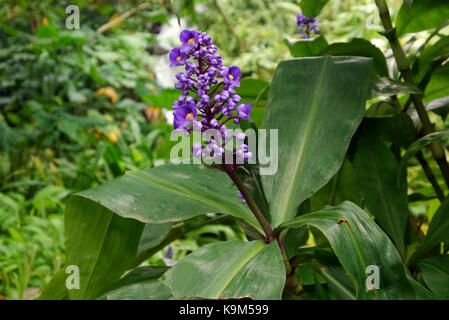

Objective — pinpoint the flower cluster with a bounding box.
[296,13,319,39]
[169,30,253,164]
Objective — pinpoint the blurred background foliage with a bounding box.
[1,0,441,299]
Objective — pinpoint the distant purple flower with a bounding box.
[174,104,197,129]
[164,246,174,259]
[225,66,241,87]
[296,13,320,39]
[180,30,199,52]
[169,48,186,67]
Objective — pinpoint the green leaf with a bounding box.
[137,222,173,255]
[407,276,435,300]
[36,268,69,300]
[101,266,170,299]
[369,77,423,98]
[412,196,449,261]
[280,202,415,299]
[414,36,449,81]
[288,36,328,58]
[396,0,449,36]
[309,158,363,212]
[299,0,329,17]
[320,39,388,77]
[309,262,356,300]
[76,164,262,233]
[417,255,449,299]
[170,0,185,25]
[262,56,372,227]
[400,131,449,169]
[161,240,285,299]
[353,130,408,256]
[235,78,270,106]
[363,114,416,148]
[65,197,144,300]
[425,96,449,120]
[425,63,449,101]
[107,281,172,300]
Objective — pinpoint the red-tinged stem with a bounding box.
[224,165,274,241]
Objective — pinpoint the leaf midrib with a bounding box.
[274,57,330,226]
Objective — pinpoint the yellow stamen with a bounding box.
[176,56,181,61]
[188,38,195,45]
[186,113,194,120]
[229,74,234,80]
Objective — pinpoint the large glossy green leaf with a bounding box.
[161,240,285,299]
[65,196,144,300]
[262,56,372,227]
[396,0,449,36]
[412,196,449,261]
[76,164,262,232]
[320,39,388,76]
[353,130,408,256]
[417,256,449,299]
[280,202,415,299]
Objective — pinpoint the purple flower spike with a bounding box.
[237,102,252,122]
[169,30,254,185]
[169,48,186,67]
[174,104,197,129]
[180,30,199,52]
[225,66,241,87]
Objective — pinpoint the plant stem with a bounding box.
[212,0,248,52]
[225,166,274,241]
[415,151,445,202]
[375,0,449,188]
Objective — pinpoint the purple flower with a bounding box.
[296,13,319,39]
[237,190,246,203]
[174,104,197,129]
[237,102,252,122]
[169,48,186,67]
[180,30,199,52]
[225,66,241,87]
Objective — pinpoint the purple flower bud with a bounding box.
[235,132,246,141]
[210,119,218,127]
